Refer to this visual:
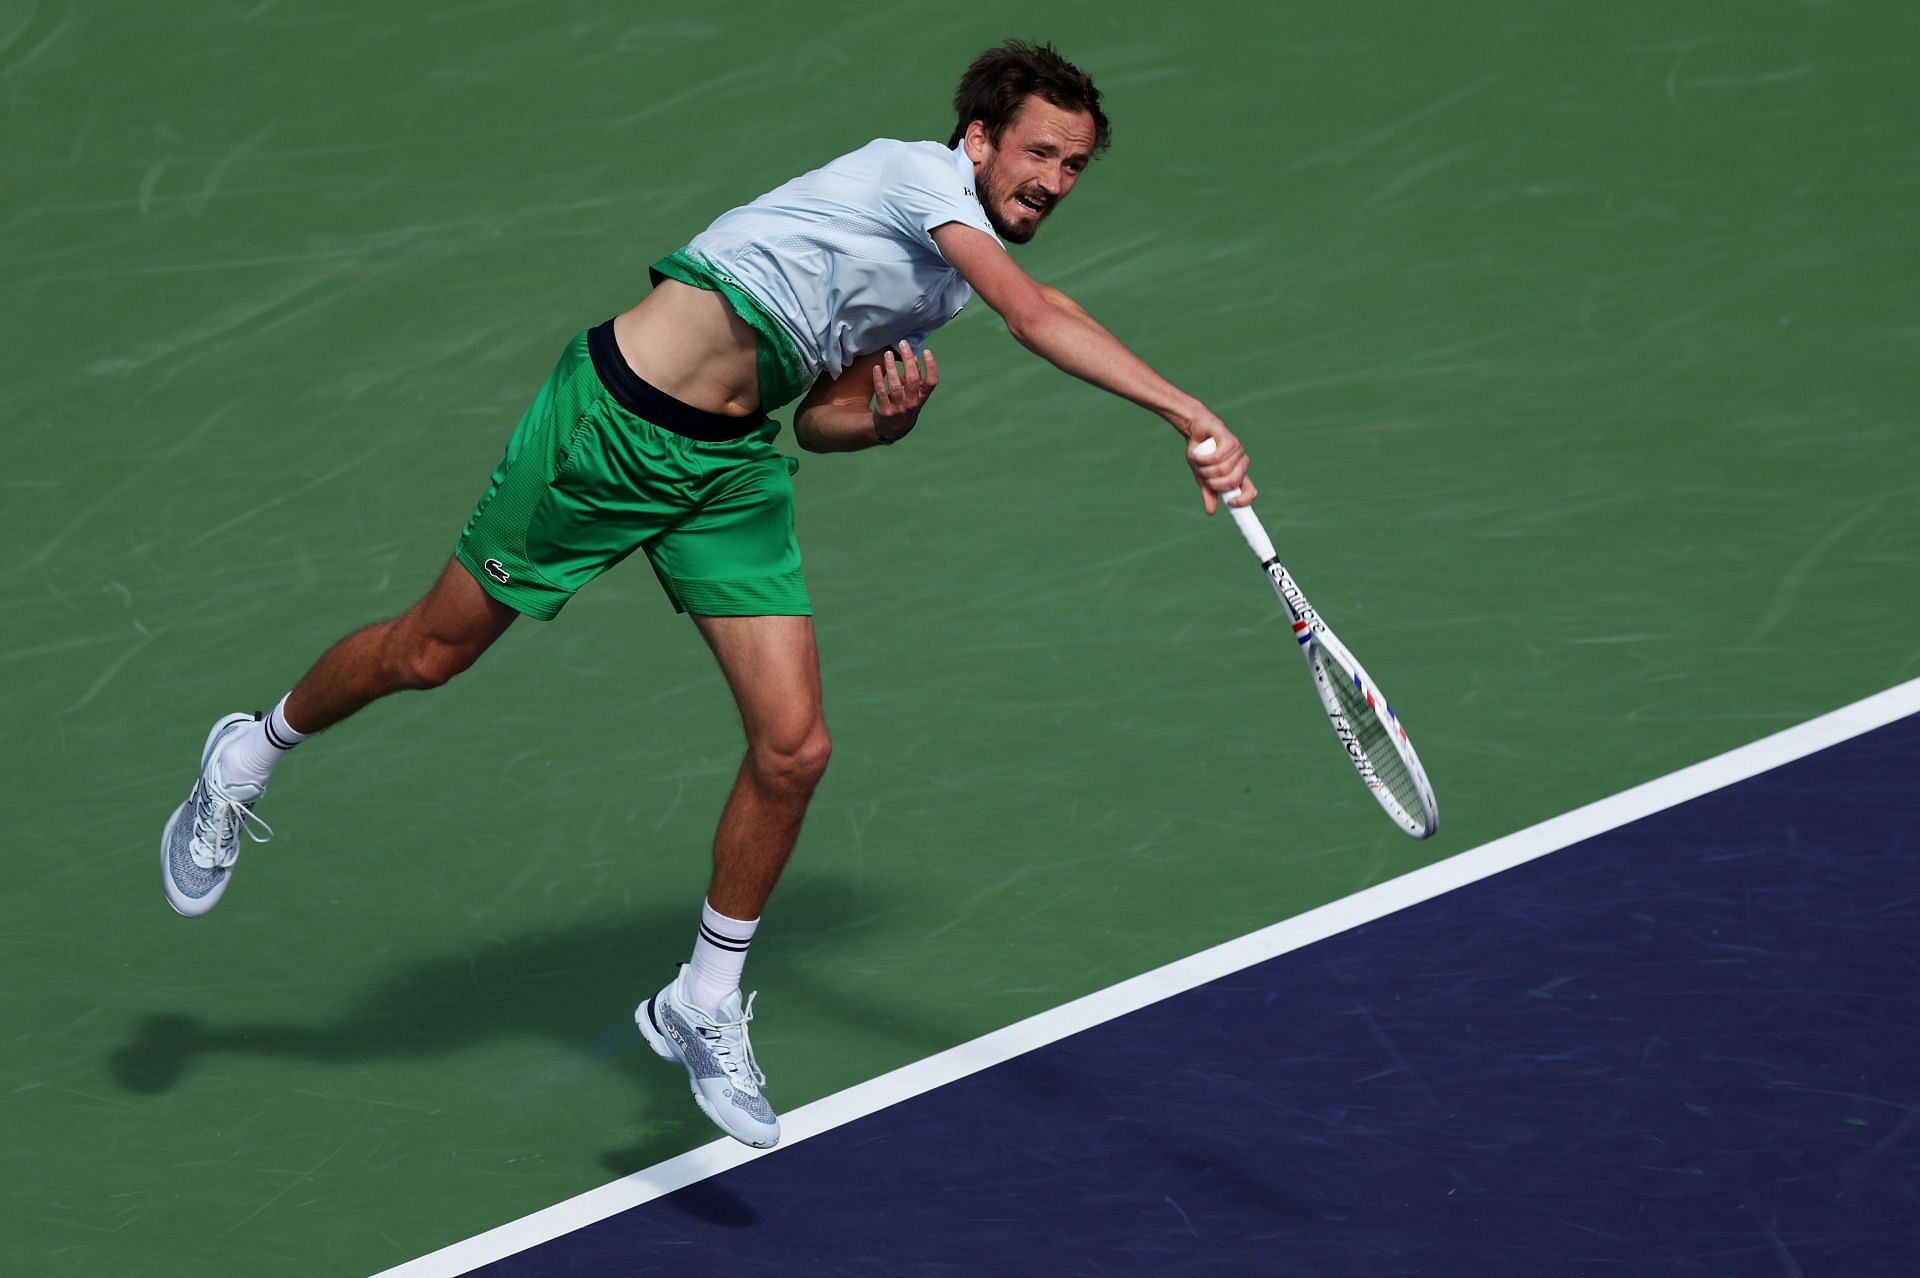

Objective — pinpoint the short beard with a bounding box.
[979,158,1040,245]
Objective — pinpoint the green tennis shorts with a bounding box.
[454,323,810,620]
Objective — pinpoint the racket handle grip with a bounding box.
[1190,437,1276,562]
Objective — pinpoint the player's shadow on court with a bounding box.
[108,878,942,1183]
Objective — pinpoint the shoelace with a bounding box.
[694,992,766,1090]
[190,773,275,870]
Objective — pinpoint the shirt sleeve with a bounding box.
[884,144,998,252]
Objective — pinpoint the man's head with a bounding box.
[950,41,1109,245]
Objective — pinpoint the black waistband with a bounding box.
[587,320,765,441]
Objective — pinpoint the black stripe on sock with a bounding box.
[698,924,752,953]
[263,716,299,751]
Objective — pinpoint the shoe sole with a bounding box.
[160,713,255,919]
[634,997,778,1150]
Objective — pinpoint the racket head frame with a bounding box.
[1273,563,1439,839]
[1212,480,1438,839]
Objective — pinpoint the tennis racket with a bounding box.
[1193,438,1439,839]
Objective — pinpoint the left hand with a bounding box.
[872,340,939,444]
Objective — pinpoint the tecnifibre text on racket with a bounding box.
[1193,437,1439,838]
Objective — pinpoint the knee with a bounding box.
[388,630,486,691]
[748,721,832,796]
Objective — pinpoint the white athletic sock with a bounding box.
[684,900,759,1016]
[216,693,310,790]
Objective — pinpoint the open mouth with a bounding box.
[1013,191,1050,217]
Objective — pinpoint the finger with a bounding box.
[1201,444,1244,482]
[896,342,923,394]
[922,349,939,389]
[1197,471,1218,515]
[1228,476,1258,507]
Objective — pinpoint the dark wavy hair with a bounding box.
[948,40,1111,155]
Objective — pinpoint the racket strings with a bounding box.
[1320,653,1426,826]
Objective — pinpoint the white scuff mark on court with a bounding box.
[1685,65,1816,90]
[178,445,391,552]
[1665,51,1688,107]
[1285,67,1510,173]
[190,122,277,218]
[18,458,155,568]
[56,622,163,716]
[0,1,40,59]
[221,1108,371,1238]
[87,270,348,377]
[648,775,693,836]
[370,675,1920,1278]
[0,629,129,667]
[136,155,172,215]
[1163,1194,1200,1238]
[0,0,70,82]
[605,64,764,130]
[1364,144,1484,208]
[1744,498,1883,646]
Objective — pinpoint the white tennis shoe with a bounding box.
[636,969,781,1149]
[161,713,274,917]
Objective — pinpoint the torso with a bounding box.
[614,139,997,417]
[686,139,998,381]
[612,281,762,416]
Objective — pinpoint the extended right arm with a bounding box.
[931,222,1255,510]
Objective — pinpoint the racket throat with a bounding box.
[1264,561,1324,641]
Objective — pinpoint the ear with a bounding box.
[962,119,992,166]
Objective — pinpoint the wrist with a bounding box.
[1162,395,1208,438]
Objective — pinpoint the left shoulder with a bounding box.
[873,139,967,186]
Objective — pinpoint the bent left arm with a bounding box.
[793,341,939,453]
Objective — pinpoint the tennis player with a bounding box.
[159,40,1254,1148]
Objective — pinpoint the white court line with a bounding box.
[373,675,1920,1278]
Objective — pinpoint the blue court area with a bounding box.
[476,713,1920,1276]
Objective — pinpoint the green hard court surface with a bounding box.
[5,2,1917,1273]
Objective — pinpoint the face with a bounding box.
[964,95,1097,245]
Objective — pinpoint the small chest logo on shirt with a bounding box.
[483,558,512,584]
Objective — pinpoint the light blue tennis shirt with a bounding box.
[687,139,1001,381]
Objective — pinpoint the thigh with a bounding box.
[456,333,680,620]
[399,556,521,652]
[644,451,810,618]
[693,614,823,746]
